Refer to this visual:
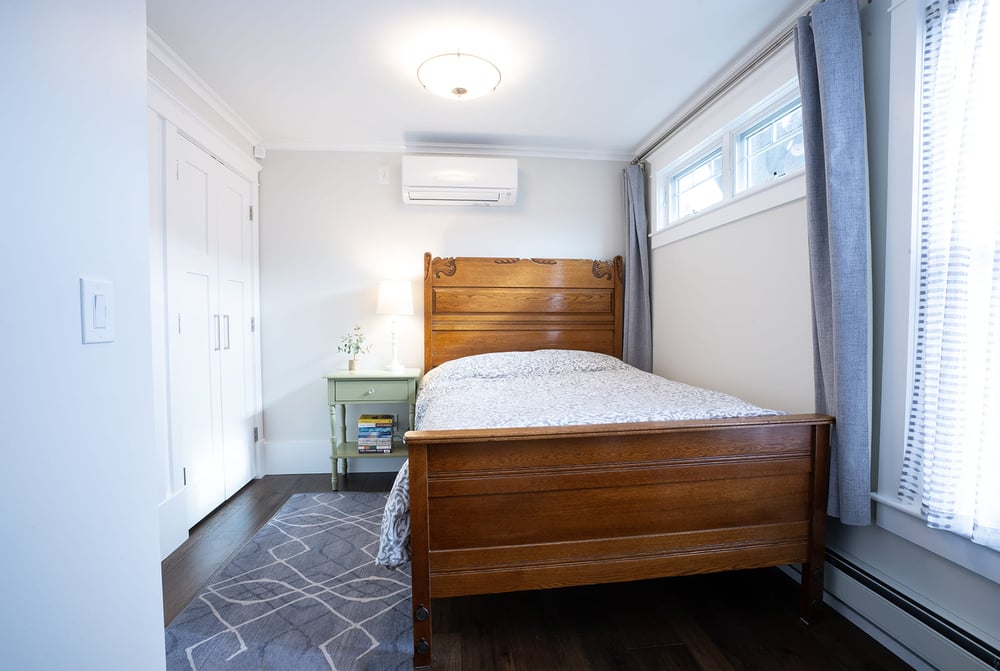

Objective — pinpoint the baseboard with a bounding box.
[158,489,189,560]
[261,439,405,476]
[781,553,1000,671]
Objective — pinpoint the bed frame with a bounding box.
[406,253,833,668]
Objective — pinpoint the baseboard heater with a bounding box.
[825,550,1000,669]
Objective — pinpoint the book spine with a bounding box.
[358,414,394,426]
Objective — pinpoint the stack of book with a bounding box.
[357,413,394,453]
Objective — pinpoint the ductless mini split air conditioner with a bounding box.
[401,155,518,206]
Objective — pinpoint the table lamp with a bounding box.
[376,279,414,372]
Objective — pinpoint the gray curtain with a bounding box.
[623,163,652,371]
[795,0,873,525]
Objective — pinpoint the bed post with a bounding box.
[409,441,433,668]
[423,252,433,374]
[800,421,832,623]
[612,255,624,358]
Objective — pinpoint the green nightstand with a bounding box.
[324,368,420,490]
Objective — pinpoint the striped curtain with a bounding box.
[897,0,999,551]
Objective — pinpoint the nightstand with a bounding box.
[324,368,420,490]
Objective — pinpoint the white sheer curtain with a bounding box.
[898,0,1000,551]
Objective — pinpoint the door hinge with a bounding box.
[249,205,254,221]
[253,426,259,442]
[182,467,187,486]
[250,316,256,333]
[176,159,179,180]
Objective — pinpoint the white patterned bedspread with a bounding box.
[375,349,782,568]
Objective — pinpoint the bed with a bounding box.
[391,253,832,669]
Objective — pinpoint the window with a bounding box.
[737,99,804,192]
[670,149,723,220]
[657,82,803,229]
[896,0,999,552]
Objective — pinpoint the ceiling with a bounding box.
[146,0,807,160]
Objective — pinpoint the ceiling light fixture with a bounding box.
[416,51,501,100]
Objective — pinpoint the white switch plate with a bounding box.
[80,278,115,344]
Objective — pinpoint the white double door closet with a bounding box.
[167,134,256,526]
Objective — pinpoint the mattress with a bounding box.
[375,349,782,568]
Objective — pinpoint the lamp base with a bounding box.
[385,360,405,372]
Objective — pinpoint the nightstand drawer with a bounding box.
[333,380,411,402]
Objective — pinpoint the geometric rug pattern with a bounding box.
[165,492,412,671]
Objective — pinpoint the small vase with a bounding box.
[348,358,359,371]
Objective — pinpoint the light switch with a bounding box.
[80,278,115,344]
[93,294,107,328]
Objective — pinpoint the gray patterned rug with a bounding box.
[165,492,412,671]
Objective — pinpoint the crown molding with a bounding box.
[266,141,631,162]
[146,27,263,148]
[148,75,262,181]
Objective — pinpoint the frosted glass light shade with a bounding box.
[376,280,414,316]
[416,52,501,100]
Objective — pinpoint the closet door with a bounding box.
[167,134,256,527]
[169,135,225,525]
[217,167,255,496]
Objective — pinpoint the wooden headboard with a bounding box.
[423,252,625,371]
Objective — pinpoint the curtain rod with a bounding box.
[632,24,796,165]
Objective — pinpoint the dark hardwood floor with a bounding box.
[162,473,914,671]
[430,569,915,671]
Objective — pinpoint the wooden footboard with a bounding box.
[406,413,832,669]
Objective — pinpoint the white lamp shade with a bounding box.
[417,52,501,100]
[376,280,414,316]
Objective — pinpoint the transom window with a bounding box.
[737,100,804,192]
[657,84,803,228]
[671,149,723,221]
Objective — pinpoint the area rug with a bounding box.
[165,492,412,671]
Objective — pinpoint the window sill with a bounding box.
[872,492,1000,585]
[651,170,805,248]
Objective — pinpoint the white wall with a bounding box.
[0,2,165,670]
[651,196,814,412]
[258,151,625,473]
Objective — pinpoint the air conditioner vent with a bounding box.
[401,155,518,206]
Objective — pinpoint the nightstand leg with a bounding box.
[331,402,346,491]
